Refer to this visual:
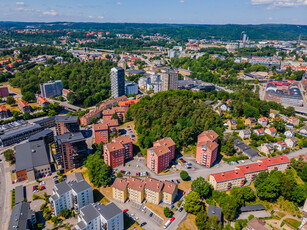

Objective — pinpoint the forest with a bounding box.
[1,22,306,40]
[9,60,115,107]
[79,38,175,51]
[125,90,224,151]
[236,46,277,57]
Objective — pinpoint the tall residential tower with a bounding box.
[111,67,125,98]
[161,70,178,91]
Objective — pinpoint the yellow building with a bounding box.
[162,180,178,204]
[127,177,145,203]
[112,177,178,204]
[144,177,163,204]
[112,178,129,203]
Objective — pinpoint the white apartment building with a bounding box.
[49,173,93,215]
[75,202,124,230]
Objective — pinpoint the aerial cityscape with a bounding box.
[0,1,307,230]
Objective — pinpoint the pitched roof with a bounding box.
[211,170,245,183]
[258,155,290,166]
[9,202,34,230]
[267,127,277,133]
[198,140,219,151]
[207,205,222,222]
[162,180,177,194]
[93,123,108,131]
[236,162,267,174]
[18,100,29,108]
[240,204,265,212]
[198,130,219,142]
[37,96,49,104]
[144,177,164,192]
[127,177,145,191]
[153,137,175,148]
[247,218,268,230]
[104,142,124,152]
[113,135,132,145]
[149,145,170,157]
[0,104,7,112]
[113,178,128,191]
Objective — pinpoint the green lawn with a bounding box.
[284,218,301,229]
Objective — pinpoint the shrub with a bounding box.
[180,170,189,181]
[164,207,173,218]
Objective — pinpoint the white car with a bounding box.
[40,181,46,186]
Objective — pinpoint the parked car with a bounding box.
[140,222,147,227]
[62,175,67,181]
[123,209,129,213]
[176,179,180,183]
[132,139,135,141]
[40,181,45,186]
[53,176,58,180]
[41,186,46,190]
[179,207,183,212]
[54,180,59,184]
[170,217,175,222]
[33,185,38,191]
[149,212,153,217]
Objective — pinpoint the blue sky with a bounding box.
[0,0,306,24]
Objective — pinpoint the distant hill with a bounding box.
[0,22,306,41]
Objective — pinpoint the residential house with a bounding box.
[0,104,10,119]
[207,205,223,223]
[269,109,280,119]
[216,108,223,116]
[299,126,307,136]
[18,100,32,113]
[0,86,9,97]
[254,128,265,136]
[234,138,259,158]
[273,141,287,152]
[285,137,297,148]
[258,117,268,127]
[245,217,271,230]
[245,117,257,127]
[239,129,251,139]
[220,103,230,111]
[260,143,274,155]
[284,130,296,138]
[37,96,50,107]
[287,116,300,126]
[264,127,277,137]
[227,119,237,129]
[49,173,93,215]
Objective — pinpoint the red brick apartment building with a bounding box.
[147,138,176,174]
[103,135,133,168]
[0,86,9,97]
[18,100,32,113]
[209,155,290,190]
[37,96,50,107]
[103,107,128,123]
[195,130,219,167]
[80,95,127,126]
[93,119,119,144]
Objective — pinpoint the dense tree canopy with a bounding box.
[126,90,223,151]
[10,60,115,107]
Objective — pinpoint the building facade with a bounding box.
[18,100,32,113]
[49,173,93,215]
[55,115,80,135]
[196,130,219,167]
[111,67,125,98]
[40,80,63,98]
[161,70,178,91]
[125,81,138,96]
[55,132,88,172]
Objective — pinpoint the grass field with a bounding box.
[178,181,192,192]
[177,214,197,230]
[284,218,301,229]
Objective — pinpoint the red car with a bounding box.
[132,139,135,141]
[41,186,46,190]
[183,191,186,195]
[33,185,38,191]
[123,209,129,213]
[170,217,175,222]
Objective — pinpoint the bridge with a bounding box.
[48,99,85,112]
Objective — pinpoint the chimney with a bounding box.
[222,173,224,176]
[235,171,238,174]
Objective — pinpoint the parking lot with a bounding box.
[119,125,137,142]
[25,173,77,202]
[114,157,151,177]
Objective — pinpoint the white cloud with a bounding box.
[251,0,307,8]
[16,2,24,5]
[116,2,122,5]
[42,9,57,16]
[268,17,273,20]
[97,16,104,19]
[180,0,184,3]
[88,16,93,19]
